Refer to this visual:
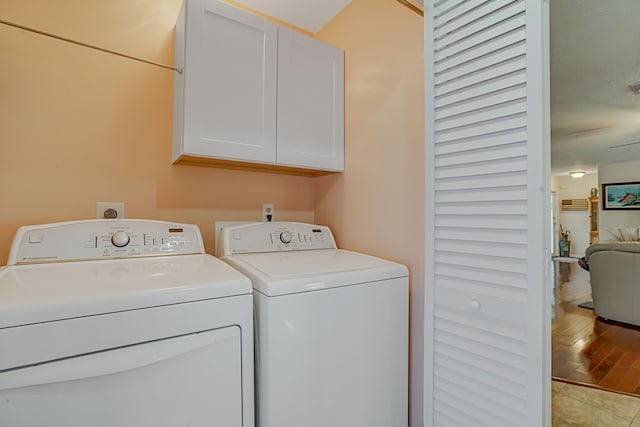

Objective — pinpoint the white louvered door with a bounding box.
[424,0,550,426]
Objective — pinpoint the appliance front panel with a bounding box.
[254,277,408,427]
[8,219,205,265]
[0,327,243,427]
[219,222,336,255]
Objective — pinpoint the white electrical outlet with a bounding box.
[262,203,274,222]
[96,202,125,219]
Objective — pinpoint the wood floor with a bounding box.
[552,261,640,395]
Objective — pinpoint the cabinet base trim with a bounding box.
[173,155,342,177]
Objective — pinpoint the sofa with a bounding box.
[586,242,640,326]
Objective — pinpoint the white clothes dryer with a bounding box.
[218,222,408,427]
[0,219,254,427]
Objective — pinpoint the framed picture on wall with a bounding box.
[602,182,640,210]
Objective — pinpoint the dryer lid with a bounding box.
[226,249,408,296]
[0,254,252,328]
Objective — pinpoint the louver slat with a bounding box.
[435,268,528,294]
[435,142,527,166]
[436,200,527,215]
[435,57,526,100]
[435,99,527,131]
[435,114,526,144]
[436,70,526,108]
[435,0,490,27]
[436,30,525,73]
[435,252,527,274]
[435,214,526,231]
[435,0,516,37]
[435,2,525,49]
[435,239,527,259]
[434,12,525,62]
[435,128,527,155]
[425,0,546,425]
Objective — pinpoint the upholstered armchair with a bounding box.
[586,242,640,326]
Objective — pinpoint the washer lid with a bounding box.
[0,254,251,328]
[225,249,408,296]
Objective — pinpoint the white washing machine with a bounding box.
[0,219,254,427]
[218,222,408,427]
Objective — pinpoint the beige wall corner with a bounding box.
[315,0,425,425]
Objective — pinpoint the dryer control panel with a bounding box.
[218,222,337,255]
[8,220,205,265]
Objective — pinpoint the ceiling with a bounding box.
[232,0,352,33]
[232,0,640,177]
[551,0,640,176]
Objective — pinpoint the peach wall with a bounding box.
[1,0,425,422]
[0,0,314,265]
[315,1,425,425]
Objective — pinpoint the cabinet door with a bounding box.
[178,0,277,164]
[276,26,344,171]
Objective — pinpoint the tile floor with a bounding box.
[553,380,640,426]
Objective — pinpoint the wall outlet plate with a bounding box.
[96,202,125,219]
[262,203,274,222]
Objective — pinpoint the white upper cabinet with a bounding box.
[276,26,344,171]
[172,0,344,174]
[172,0,278,165]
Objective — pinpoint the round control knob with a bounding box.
[111,231,130,247]
[279,231,292,244]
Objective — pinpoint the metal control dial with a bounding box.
[279,231,292,244]
[111,231,130,247]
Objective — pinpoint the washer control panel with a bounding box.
[219,222,337,255]
[8,219,205,265]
